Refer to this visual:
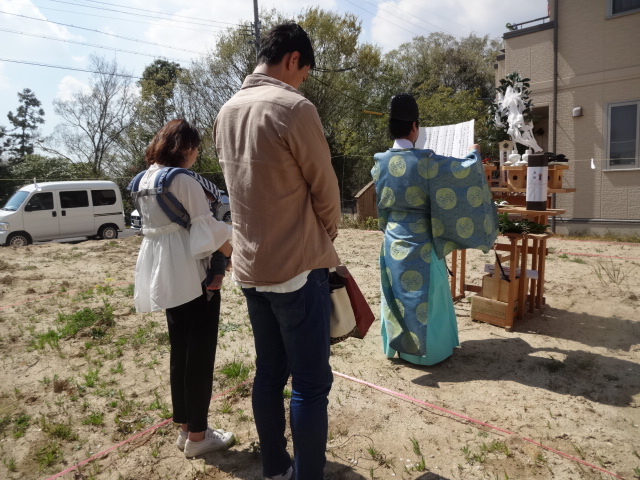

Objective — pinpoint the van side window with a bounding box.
[26,192,54,211]
[91,189,116,206]
[60,190,89,209]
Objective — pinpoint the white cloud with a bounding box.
[55,76,90,102]
[369,0,548,51]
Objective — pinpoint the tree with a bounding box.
[386,33,501,99]
[8,154,90,181]
[49,54,135,176]
[4,88,45,163]
[137,59,183,133]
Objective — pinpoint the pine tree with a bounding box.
[5,88,45,163]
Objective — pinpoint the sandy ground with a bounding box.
[0,229,639,480]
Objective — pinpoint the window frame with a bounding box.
[606,0,640,17]
[606,100,640,171]
[59,190,90,209]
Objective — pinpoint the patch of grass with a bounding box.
[36,441,64,469]
[13,413,31,439]
[120,283,135,297]
[110,361,124,374]
[571,257,587,264]
[84,368,100,387]
[31,301,115,350]
[589,257,636,290]
[339,215,379,231]
[83,411,104,426]
[73,287,94,301]
[3,457,17,472]
[410,437,422,456]
[148,390,171,418]
[0,414,11,435]
[283,388,292,399]
[559,231,640,243]
[41,416,78,441]
[481,440,510,457]
[219,359,251,384]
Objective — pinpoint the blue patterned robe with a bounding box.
[371,147,498,365]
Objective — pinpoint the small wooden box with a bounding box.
[481,273,518,303]
[548,165,568,189]
[503,165,527,190]
[483,164,497,185]
[470,273,520,328]
[470,296,518,327]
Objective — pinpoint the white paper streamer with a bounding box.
[494,85,542,152]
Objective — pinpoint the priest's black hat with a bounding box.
[389,93,419,122]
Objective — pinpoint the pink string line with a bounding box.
[332,371,626,480]
[44,379,251,480]
[0,282,132,311]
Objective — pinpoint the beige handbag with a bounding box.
[330,281,357,344]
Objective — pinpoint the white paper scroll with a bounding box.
[414,119,475,158]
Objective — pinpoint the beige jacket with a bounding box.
[213,74,341,286]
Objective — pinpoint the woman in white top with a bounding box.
[134,119,234,458]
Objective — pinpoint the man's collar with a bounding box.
[392,138,414,149]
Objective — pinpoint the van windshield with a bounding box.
[1,191,29,211]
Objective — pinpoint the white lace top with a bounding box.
[134,164,232,312]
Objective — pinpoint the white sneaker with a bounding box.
[176,430,188,450]
[266,465,293,480]
[184,428,234,458]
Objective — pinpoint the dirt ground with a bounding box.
[0,229,639,480]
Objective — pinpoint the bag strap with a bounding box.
[128,167,222,229]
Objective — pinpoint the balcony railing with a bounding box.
[506,16,550,31]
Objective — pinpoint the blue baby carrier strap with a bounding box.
[127,167,221,229]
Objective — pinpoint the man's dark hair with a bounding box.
[388,119,415,139]
[258,23,316,69]
[145,119,201,167]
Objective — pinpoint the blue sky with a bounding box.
[0,0,547,139]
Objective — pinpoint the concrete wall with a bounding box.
[497,0,640,234]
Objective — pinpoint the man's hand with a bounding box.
[468,143,481,153]
[335,264,351,278]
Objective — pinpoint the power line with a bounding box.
[1,1,228,34]
[0,57,142,79]
[357,0,473,37]
[0,28,188,63]
[60,0,243,27]
[342,0,425,39]
[0,10,206,55]
[47,0,241,29]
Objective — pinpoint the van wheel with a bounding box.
[223,211,231,223]
[7,232,31,247]
[98,225,119,240]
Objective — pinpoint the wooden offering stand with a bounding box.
[450,207,565,331]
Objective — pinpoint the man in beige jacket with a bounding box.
[213,23,340,480]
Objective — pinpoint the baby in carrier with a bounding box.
[129,167,231,292]
[204,192,229,291]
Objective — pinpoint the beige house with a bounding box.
[495,0,640,234]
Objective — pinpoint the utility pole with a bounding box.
[253,0,261,62]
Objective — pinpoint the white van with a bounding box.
[0,180,126,247]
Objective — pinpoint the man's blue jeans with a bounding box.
[243,268,333,480]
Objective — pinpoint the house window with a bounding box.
[607,101,639,169]
[607,0,640,16]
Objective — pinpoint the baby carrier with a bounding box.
[127,167,221,229]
